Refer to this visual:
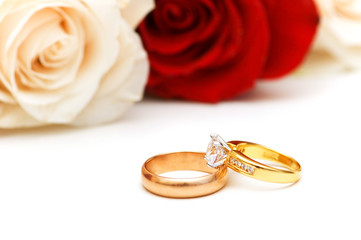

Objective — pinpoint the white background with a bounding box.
[0,71,360,240]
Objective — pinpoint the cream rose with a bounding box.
[312,0,361,69]
[0,0,153,128]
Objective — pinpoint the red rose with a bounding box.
[260,0,320,78]
[138,0,319,102]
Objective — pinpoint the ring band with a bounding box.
[227,141,301,183]
[142,152,228,198]
[205,134,301,183]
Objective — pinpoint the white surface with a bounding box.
[0,71,360,240]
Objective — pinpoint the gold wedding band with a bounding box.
[142,134,301,198]
[141,152,228,198]
[205,134,301,183]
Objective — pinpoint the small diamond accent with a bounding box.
[230,159,255,175]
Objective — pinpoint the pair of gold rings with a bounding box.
[142,134,301,198]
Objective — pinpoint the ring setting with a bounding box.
[205,133,255,174]
[204,133,231,167]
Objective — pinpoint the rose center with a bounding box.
[16,7,84,90]
[161,3,196,30]
[165,3,184,21]
[39,37,76,67]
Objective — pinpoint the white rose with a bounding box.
[0,0,154,128]
[312,0,361,70]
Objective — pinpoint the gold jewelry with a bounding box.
[205,134,301,183]
[142,152,228,198]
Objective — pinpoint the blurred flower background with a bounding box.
[0,0,360,129]
[304,0,361,72]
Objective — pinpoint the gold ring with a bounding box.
[142,152,228,198]
[205,134,301,183]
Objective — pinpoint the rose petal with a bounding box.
[72,21,149,126]
[260,0,319,78]
[142,0,270,102]
[314,27,361,69]
[0,80,15,104]
[120,0,154,28]
[146,2,245,76]
[139,1,222,56]
[16,8,83,90]
[0,102,42,128]
[311,0,361,69]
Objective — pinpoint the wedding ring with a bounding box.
[142,152,228,198]
[142,135,300,198]
[205,134,301,183]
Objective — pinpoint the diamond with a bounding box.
[243,165,248,171]
[205,134,231,168]
[241,163,246,170]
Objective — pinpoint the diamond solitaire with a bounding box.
[205,134,232,167]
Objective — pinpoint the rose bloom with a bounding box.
[138,0,319,102]
[0,0,153,128]
[312,0,361,70]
